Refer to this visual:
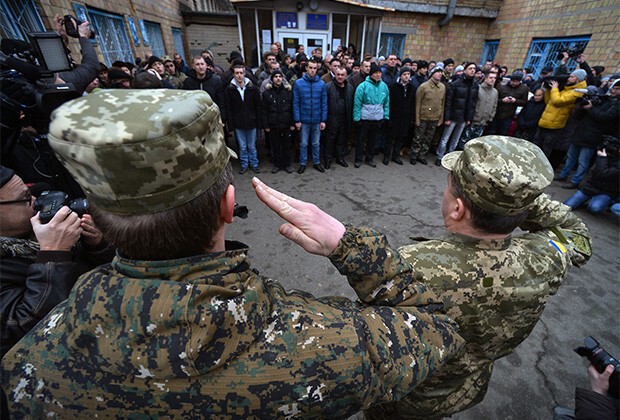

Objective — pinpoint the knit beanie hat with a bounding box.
[399,66,412,76]
[571,69,587,82]
[369,62,382,75]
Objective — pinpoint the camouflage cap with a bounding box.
[48,89,236,215]
[441,136,553,215]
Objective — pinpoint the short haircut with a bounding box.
[449,172,529,235]
[192,56,206,65]
[232,64,245,72]
[131,72,162,89]
[91,164,234,260]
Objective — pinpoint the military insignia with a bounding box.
[569,232,593,257]
[548,240,567,254]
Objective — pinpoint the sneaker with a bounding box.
[298,165,306,174]
[366,159,376,168]
[239,167,248,174]
[354,161,362,168]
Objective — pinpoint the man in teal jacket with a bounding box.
[353,62,390,168]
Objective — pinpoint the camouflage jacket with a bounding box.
[1,226,464,418]
[365,194,592,419]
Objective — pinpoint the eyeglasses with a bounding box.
[0,192,32,206]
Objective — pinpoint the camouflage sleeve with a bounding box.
[328,225,444,309]
[520,193,592,266]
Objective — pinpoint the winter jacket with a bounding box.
[387,81,416,135]
[353,76,390,122]
[444,75,479,123]
[381,66,399,86]
[415,79,446,125]
[472,83,498,125]
[182,69,225,112]
[58,37,99,94]
[223,78,262,130]
[292,73,328,124]
[261,82,294,130]
[0,236,114,358]
[570,96,619,148]
[517,98,546,140]
[495,82,530,119]
[348,71,368,90]
[222,67,258,88]
[581,156,620,197]
[538,80,587,129]
[325,79,354,134]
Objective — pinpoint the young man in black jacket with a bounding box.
[384,66,416,165]
[261,70,295,173]
[324,67,354,168]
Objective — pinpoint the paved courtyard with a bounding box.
[227,146,619,419]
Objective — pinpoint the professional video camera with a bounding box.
[1,30,81,139]
[33,190,88,224]
[541,74,571,90]
[574,336,620,399]
[574,86,605,107]
[556,47,585,61]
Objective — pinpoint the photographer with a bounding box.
[0,166,113,358]
[563,138,620,214]
[556,79,620,189]
[53,14,99,94]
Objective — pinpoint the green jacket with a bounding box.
[1,226,464,418]
[353,76,390,122]
[365,194,591,419]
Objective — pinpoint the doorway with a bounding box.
[279,32,328,57]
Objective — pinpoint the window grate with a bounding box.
[143,20,166,58]
[87,8,134,66]
[524,36,590,78]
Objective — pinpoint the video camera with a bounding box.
[1,30,81,139]
[33,191,88,224]
[541,74,571,91]
[556,47,585,61]
[574,336,619,399]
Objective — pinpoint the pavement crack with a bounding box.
[534,318,558,406]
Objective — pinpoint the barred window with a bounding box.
[524,36,590,78]
[88,8,134,66]
[0,0,45,40]
[143,20,166,58]
[378,33,406,59]
[171,27,186,62]
[480,40,500,65]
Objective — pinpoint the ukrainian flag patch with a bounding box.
[549,240,567,254]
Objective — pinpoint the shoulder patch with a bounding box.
[549,240,567,254]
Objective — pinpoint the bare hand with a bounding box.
[549,81,559,89]
[290,126,296,131]
[252,177,345,256]
[588,364,614,395]
[561,52,569,64]
[295,122,302,131]
[597,148,607,157]
[32,206,82,251]
[78,20,91,38]
[576,54,585,63]
[319,122,326,131]
[582,101,593,109]
[436,121,442,127]
[444,120,452,126]
[80,214,103,247]
[264,127,271,132]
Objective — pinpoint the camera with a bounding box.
[63,15,96,40]
[233,202,248,219]
[556,47,585,61]
[574,86,603,108]
[541,74,571,90]
[33,191,88,224]
[574,336,619,398]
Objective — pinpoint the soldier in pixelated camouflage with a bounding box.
[1,89,464,418]
[365,135,592,419]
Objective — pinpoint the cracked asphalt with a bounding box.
[227,147,619,419]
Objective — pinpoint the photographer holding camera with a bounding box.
[0,166,113,358]
[555,79,620,189]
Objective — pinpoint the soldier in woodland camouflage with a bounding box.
[1,90,464,418]
[365,136,592,419]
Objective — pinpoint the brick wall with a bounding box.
[383,12,491,63]
[487,0,620,74]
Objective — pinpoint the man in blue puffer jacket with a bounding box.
[292,59,328,174]
[353,62,390,168]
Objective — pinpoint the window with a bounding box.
[480,40,499,65]
[143,20,166,58]
[171,27,185,62]
[378,33,406,59]
[88,8,133,65]
[524,36,590,78]
[0,0,45,40]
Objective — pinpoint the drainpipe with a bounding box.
[438,0,457,27]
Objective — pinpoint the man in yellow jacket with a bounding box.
[534,68,587,167]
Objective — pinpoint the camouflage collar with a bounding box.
[442,231,511,251]
[111,240,254,286]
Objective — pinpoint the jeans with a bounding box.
[564,190,612,214]
[299,123,321,165]
[235,128,259,169]
[458,124,486,150]
[558,144,596,184]
[437,121,466,159]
